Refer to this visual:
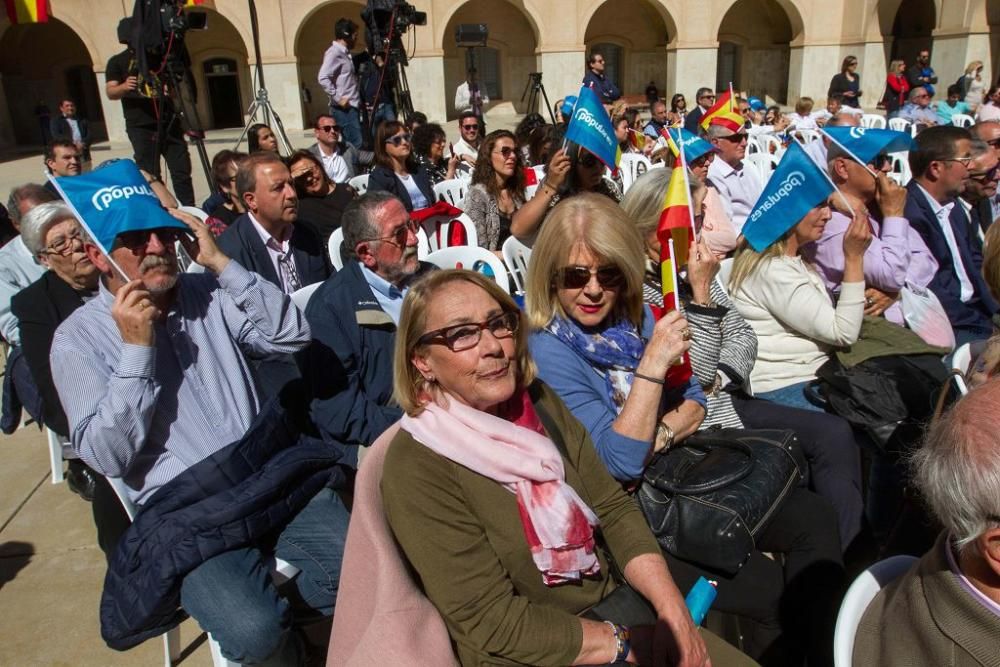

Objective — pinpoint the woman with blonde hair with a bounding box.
[959,60,986,109]
[377,268,758,666]
[883,59,910,119]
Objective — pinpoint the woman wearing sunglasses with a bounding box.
[464,130,526,251]
[367,120,435,212]
[368,268,752,667]
[411,122,460,186]
[527,195,846,666]
[286,149,356,246]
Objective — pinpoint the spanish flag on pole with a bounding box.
[699,87,737,132]
[4,0,49,23]
[654,132,694,387]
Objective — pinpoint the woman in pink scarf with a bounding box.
[379,270,752,666]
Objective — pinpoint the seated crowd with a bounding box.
[4,60,1000,667]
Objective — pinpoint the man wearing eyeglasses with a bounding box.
[684,87,717,135]
[582,51,621,104]
[705,117,762,233]
[303,191,435,461]
[900,86,939,131]
[450,110,483,174]
[50,207,347,664]
[958,139,1000,240]
[308,113,360,183]
[969,121,1000,223]
[905,125,999,347]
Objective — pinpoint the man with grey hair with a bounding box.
[959,139,999,238]
[970,120,1000,223]
[803,110,861,170]
[684,87,716,134]
[900,86,939,130]
[303,191,434,456]
[1,184,55,345]
[706,117,763,232]
[854,380,1000,664]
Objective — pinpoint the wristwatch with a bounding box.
[654,422,675,452]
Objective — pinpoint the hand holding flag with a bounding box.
[564,85,621,172]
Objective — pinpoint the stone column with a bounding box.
[537,50,586,104]
[405,54,447,124]
[95,71,128,145]
[790,43,844,103]
[668,46,717,99]
[0,75,16,149]
[860,41,888,106]
[931,30,992,96]
[258,61,305,132]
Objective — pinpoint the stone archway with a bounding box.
[294,1,367,125]
[716,0,797,104]
[883,0,936,65]
[183,10,252,130]
[0,17,104,146]
[583,0,673,100]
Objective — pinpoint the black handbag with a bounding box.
[636,428,802,575]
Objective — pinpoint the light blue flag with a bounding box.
[666,127,717,162]
[821,126,914,165]
[743,141,835,252]
[564,85,620,170]
[50,159,188,253]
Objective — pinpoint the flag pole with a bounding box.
[729,82,735,112]
[819,128,880,179]
[677,133,698,239]
[46,174,132,283]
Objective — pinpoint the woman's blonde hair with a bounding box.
[524,193,647,330]
[392,269,536,416]
[966,60,984,76]
[728,234,792,295]
[982,222,1000,302]
[621,167,674,241]
[888,59,904,74]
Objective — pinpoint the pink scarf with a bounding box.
[400,390,601,585]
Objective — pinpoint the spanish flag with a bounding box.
[4,0,49,23]
[627,128,646,152]
[699,88,735,132]
[654,133,694,387]
[184,0,210,6]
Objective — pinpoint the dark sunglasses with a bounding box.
[462,123,480,131]
[117,227,184,250]
[969,164,1000,182]
[385,133,412,146]
[417,311,519,352]
[318,125,341,133]
[494,146,517,158]
[579,152,601,168]
[555,265,626,290]
[872,153,891,169]
[718,133,748,143]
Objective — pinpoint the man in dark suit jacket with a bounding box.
[960,140,998,240]
[904,125,998,346]
[684,87,716,135]
[12,201,130,557]
[49,99,90,162]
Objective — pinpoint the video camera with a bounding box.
[361,0,426,62]
[119,0,207,78]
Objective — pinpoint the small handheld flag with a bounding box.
[820,126,914,167]
[663,127,717,163]
[700,88,736,132]
[627,128,647,152]
[4,0,49,23]
[565,85,621,172]
[49,160,189,279]
[742,142,835,252]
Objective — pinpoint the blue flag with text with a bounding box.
[821,126,914,166]
[564,85,621,170]
[665,127,717,162]
[51,159,187,252]
[743,141,834,252]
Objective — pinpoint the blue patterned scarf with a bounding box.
[545,315,646,414]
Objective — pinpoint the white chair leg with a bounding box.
[46,429,64,484]
[209,634,240,667]
[162,626,181,667]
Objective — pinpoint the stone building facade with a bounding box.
[1,0,997,147]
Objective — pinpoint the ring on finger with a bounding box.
[865,297,874,307]
[680,328,692,341]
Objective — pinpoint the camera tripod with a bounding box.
[521,72,555,124]
[233,0,293,155]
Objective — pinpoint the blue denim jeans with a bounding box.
[330,105,363,150]
[755,381,826,413]
[369,102,397,138]
[179,487,350,665]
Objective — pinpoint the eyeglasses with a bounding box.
[318,125,341,133]
[579,152,601,168]
[461,123,480,131]
[873,153,891,169]
[385,133,412,146]
[493,146,517,158]
[968,165,1000,182]
[555,265,626,290]
[718,133,748,143]
[942,156,974,167]
[699,95,716,101]
[363,219,418,247]
[116,228,184,250]
[293,168,322,183]
[43,230,84,256]
[417,310,520,352]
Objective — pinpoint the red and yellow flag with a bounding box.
[4,0,49,23]
[627,128,647,152]
[654,132,694,387]
[699,89,734,132]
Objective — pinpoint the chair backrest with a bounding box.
[329,226,431,271]
[177,205,209,222]
[291,282,322,311]
[418,212,479,251]
[790,129,821,144]
[951,342,973,395]
[425,246,511,293]
[619,153,652,194]
[348,174,369,196]
[744,152,778,185]
[951,113,975,128]
[887,117,912,134]
[501,235,532,295]
[887,151,912,186]
[833,554,917,667]
[860,114,887,129]
[432,179,468,208]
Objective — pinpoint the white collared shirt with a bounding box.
[917,183,974,302]
[707,157,763,233]
[316,143,349,183]
[65,117,82,144]
[247,213,299,294]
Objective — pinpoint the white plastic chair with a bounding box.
[951,113,975,128]
[950,342,973,395]
[744,152,779,185]
[290,283,321,311]
[618,153,652,194]
[859,114,886,129]
[348,174,369,196]
[433,179,468,208]
[832,554,917,667]
[886,151,912,186]
[328,226,430,271]
[417,212,478,251]
[46,428,66,484]
[789,129,821,144]
[887,117,912,134]
[501,235,532,295]
[425,246,511,293]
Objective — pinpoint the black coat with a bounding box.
[50,115,90,146]
[366,164,435,211]
[11,271,86,437]
[216,213,332,290]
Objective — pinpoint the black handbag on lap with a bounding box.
[636,428,802,575]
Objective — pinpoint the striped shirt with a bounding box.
[50,262,311,504]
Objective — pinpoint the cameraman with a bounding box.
[319,18,364,150]
[105,19,195,206]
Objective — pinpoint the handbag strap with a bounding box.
[649,434,755,495]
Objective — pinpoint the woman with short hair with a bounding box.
[367,120,435,212]
[286,149,355,245]
[411,123,459,185]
